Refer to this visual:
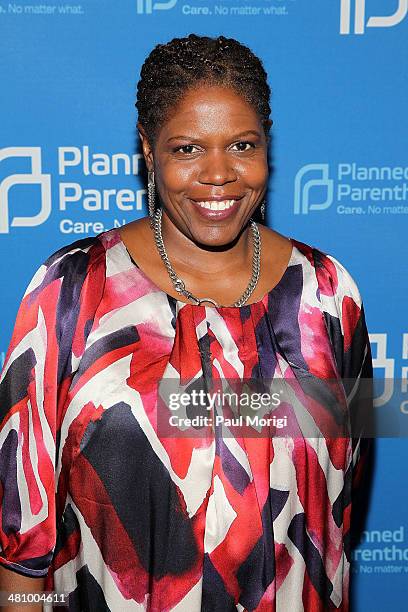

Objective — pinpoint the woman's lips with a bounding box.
[190,198,242,220]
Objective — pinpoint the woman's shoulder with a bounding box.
[261,226,363,312]
[42,232,108,272]
[284,234,368,375]
[288,234,362,306]
[40,228,121,277]
[22,230,113,308]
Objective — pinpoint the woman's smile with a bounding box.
[189,194,245,220]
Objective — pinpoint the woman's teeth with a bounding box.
[195,200,236,210]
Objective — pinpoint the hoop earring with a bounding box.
[148,170,156,227]
[260,199,266,222]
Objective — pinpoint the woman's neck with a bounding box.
[160,212,254,278]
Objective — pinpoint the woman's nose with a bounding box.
[197,150,237,185]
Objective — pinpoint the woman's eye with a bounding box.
[173,142,255,154]
[174,145,199,154]
[231,141,255,152]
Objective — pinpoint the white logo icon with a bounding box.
[340,0,407,34]
[294,164,334,215]
[0,147,51,234]
[136,0,177,13]
[369,333,395,406]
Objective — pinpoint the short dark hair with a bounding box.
[136,34,272,146]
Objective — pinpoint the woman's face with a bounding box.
[139,84,269,248]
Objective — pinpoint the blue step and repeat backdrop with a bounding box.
[0,1,407,609]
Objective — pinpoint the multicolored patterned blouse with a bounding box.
[0,227,372,611]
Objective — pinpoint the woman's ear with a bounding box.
[137,122,154,171]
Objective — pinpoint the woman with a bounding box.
[0,34,372,611]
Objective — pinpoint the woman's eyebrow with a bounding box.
[166,130,261,143]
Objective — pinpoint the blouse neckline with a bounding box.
[110,227,296,311]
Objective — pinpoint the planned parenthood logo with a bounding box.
[0,147,51,234]
[294,164,334,215]
[370,333,408,409]
[0,145,146,235]
[294,162,408,216]
[366,332,408,429]
[136,0,177,13]
[340,0,407,34]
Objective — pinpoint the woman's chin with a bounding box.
[189,227,244,250]
[162,209,250,249]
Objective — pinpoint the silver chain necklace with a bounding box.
[152,208,261,307]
